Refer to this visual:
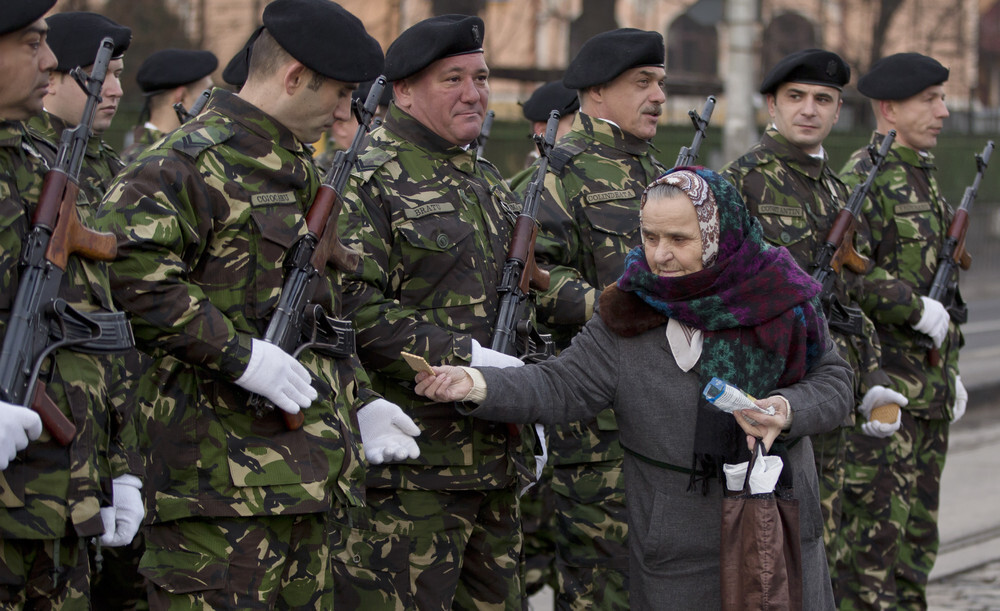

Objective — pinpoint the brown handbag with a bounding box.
[720,438,803,610]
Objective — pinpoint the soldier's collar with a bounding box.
[575,112,651,155]
[383,103,474,158]
[763,126,826,180]
[217,89,304,154]
[874,131,936,170]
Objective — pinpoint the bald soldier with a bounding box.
[333,14,539,610]
[0,1,144,607]
[121,48,218,164]
[95,1,418,607]
[721,49,898,576]
[508,28,668,609]
[835,53,966,610]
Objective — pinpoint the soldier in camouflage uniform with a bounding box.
[0,2,145,607]
[506,29,667,610]
[333,15,535,611]
[314,78,391,175]
[95,2,419,608]
[25,12,130,208]
[835,53,967,610]
[120,49,217,165]
[721,49,900,577]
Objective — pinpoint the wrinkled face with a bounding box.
[45,57,125,134]
[767,82,842,154]
[0,19,57,120]
[591,65,665,140]
[396,52,489,146]
[887,85,949,151]
[641,192,704,277]
[286,73,355,144]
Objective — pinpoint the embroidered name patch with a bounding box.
[895,202,932,214]
[250,192,296,206]
[585,189,635,203]
[403,202,456,219]
[758,204,805,217]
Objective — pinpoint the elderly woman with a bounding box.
[415,167,852,609]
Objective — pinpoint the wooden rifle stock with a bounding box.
[36,171,118,269]
[31,381,76,446]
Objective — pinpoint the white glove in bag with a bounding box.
[724,445,784,494]
[913,296,949,348]
[358,398,421,464]
[234,338,317,414]
[99,474,144,547]
[0,400,42,470]
[471,339,524,369]
[951,375,968,424]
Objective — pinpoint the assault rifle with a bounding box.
[173,88,212,124]
[247,77,387,428]
[922,140,994,366]
[475,110,495,160]
[490,111,557,362]
[810,130,895,336]
[0,38,134,446]
[675,96,716,167]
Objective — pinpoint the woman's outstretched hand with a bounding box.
[732,397,789,452]
[414,366,475,402]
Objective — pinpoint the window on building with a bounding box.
[761,13,817,74]
[667,14,718,80]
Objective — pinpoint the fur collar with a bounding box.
[598,285,668,337]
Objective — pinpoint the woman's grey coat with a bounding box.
[473,313,852,610]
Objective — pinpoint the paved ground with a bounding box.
[928,559,1000,611]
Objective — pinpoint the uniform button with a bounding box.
[436,234,450,249]
[780,231,791,243]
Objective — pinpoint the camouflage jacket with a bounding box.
[722,127,888,403]
[95,89,369,523]
[508,112,665,464]
[26,111,124,207]
[0,120,140,540]
[840,132,963,418]
[120,123,164,166]
[340,104,527,491]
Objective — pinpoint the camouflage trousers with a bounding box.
[89,531,147,610]
[140,513,330,610]
[0,535,90,610]
[520,463,558,599]
[330,486,522,610]
[834,412,949,610]
[548,459,629,611]
[812,426,848,571]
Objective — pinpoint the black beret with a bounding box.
[222,27,261,89]
[46,12,131,72]
[759,49,850,94]
[263,0,383,82]
[563,28,664,89]
[136,49,218,94]
[0,0,55,36]
[521,81,580,122]
[858,53,949,100]
[384,15,484,81]
[352,78,393,106]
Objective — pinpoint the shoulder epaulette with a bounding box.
[353,146,397,184]
[169,123,235,159]
[547,138,590,175]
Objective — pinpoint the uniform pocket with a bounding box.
[330,522,412,608]
[395,213,483,309]
[139,546,229,595]
[250,209,306,319]
[580,202,640,286]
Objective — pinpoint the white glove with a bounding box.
[951,375,968,424]
[99,474,144,547]
[470,339,524,369]
[861,408,901,438]
[857,385,908,438]
[913,296,949,348]
[235,339,317,414]
[0,400,43,470]
[357,399,421,465]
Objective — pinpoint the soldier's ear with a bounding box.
[393,78,413,111]
[282,60,308,96]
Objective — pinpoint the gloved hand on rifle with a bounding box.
[913,296,949,348]
[357,398,420,465]
[951,374,968,424]
[857,385,909,438]
[235,339,317,414]
[0,400,43,470]
[471,339,524,369]
[99,474,144,547]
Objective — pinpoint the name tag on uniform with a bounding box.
[895,202,932,214]
[250,192,296,206]
[585,189,635,203]
[758,204,805,217]
[403,202,456,219]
